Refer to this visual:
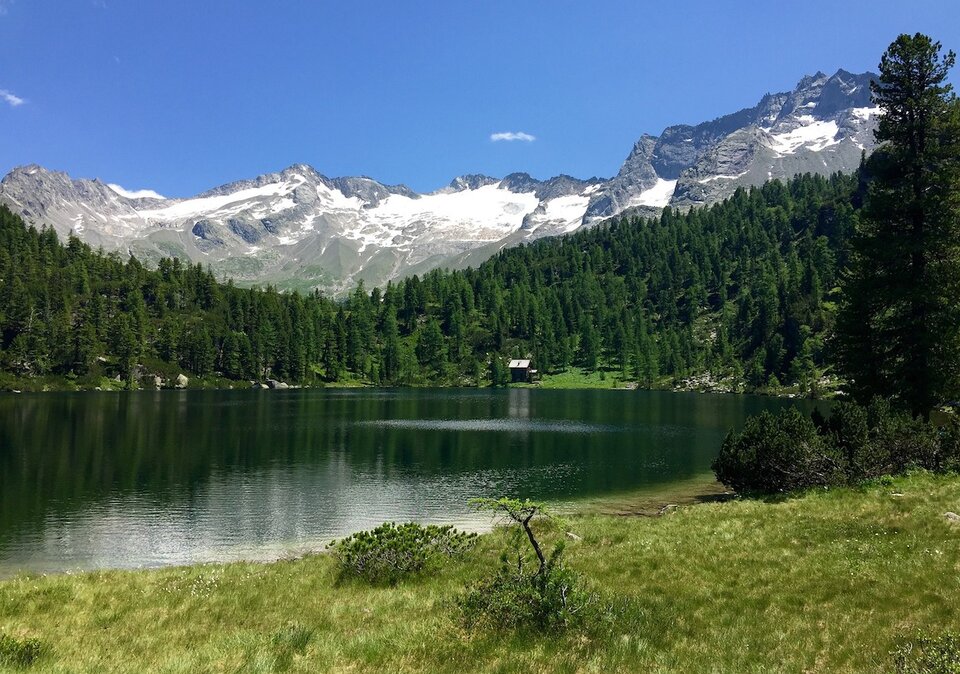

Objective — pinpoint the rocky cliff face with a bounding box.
[0,69,878,294]
[585,69,878,219]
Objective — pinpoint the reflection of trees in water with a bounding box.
[0,389,818,543]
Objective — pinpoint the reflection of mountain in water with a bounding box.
[0,389,820,574]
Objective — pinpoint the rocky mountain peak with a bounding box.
[448,174,499,191]
[584,68,879,220]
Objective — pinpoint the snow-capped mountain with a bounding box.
[0,68,879,294]
[0,164,602,293]
[584,69,879,219]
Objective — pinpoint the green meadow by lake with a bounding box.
[0,388,819,576]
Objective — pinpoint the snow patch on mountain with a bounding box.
[698,170,749,184]
[765,117,841,155]
[546,193,595,233]
[137,178,301,220]
[107,184,166,200]
[630,178,677,208]
[374,182,540,239]
[849,106,880,120]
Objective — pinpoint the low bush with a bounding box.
[713,399,960,494]
[459,543,592,632]
[893,631,960,674]
[712,408,843,493]
[460,498,596,633]
[331,522,476,585]
[0,632,44,668]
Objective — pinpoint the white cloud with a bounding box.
[490,131,536,142]
[0,89,24,107]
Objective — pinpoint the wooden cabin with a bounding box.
[508,359,537,383]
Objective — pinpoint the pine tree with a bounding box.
[488,356,508,388]
[416,316,446,377]
[837,33,960,417]
[381,306,402,383]
[578,315,599,371]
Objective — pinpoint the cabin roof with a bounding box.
[508,359,531,369]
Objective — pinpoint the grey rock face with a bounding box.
[0,68,880,295]
[585,68,879,220]
[332,176,418,208]
[448,174,499,191]
[670,71,878,210]
[583,135,659,221]
[191,220,225,246]
[227,218,263,244]
[535,174,604,200]
[501,172,602,200]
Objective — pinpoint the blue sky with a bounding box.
[2,1,959,196]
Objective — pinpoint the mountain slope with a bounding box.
[584,69,878,219]
[0,68,878,293]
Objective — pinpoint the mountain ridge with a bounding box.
[0,67,879,294]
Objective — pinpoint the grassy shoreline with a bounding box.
[0,366,830,398]
[2,472,958,672]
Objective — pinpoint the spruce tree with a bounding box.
[837,33,960,418]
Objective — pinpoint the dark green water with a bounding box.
[0,388,817,575]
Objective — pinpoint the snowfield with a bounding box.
[107,184,167,200]
[373,183,540,239]
[630,178,678,208]
[765,116,841,155]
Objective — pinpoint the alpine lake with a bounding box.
[0,388,821,576]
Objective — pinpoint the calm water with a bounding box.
[0,388,817,575]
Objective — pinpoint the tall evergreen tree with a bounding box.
[837,33,960,417]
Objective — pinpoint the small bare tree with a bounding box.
[461,497,591,631]
[470,497,553,575]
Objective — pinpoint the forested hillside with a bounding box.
[0,171,859,392]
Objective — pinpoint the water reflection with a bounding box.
[0,388,818,574]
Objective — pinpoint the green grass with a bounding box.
[518,366,654,390]
[2,472,959,672]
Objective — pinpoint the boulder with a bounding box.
[154,376,163,389]
[175,373,189,389]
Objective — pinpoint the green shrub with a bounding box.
[893,631,960,674]
[332,522,476,585]
[818,399,960,475]
[941,421,960,472]
[712,408,843,493]
[461,497,597,633]
[0,633,44,668]
[715,400,960,494]
[459,542,591,632]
